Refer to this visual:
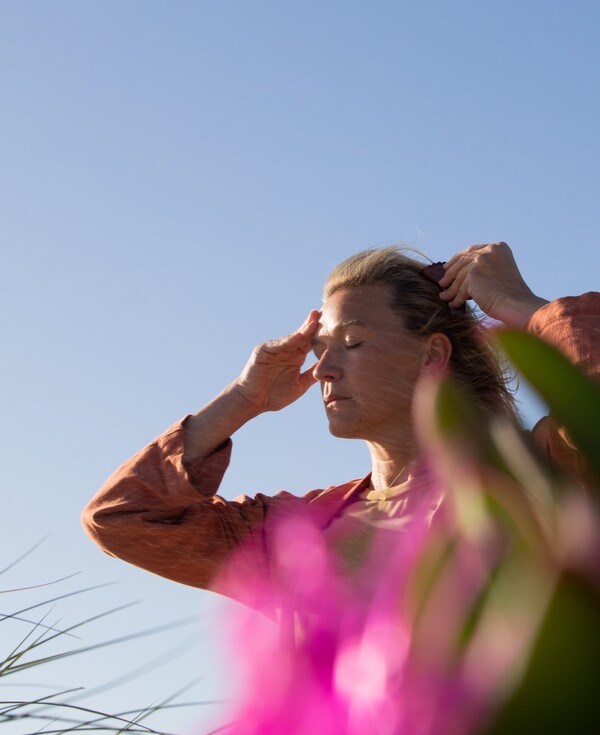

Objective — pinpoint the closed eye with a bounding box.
[345,342,363,350]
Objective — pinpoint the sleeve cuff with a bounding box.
[176,415,233,496]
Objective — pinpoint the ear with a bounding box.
[421,333,452,374]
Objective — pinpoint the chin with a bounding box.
[326,419,365,440]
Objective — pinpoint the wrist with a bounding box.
[182,383,261,464]
[225,381,264,422]
[497,294,550,328]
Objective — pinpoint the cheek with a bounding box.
[371,371,417,401]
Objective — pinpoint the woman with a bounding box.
[82,242,598,608]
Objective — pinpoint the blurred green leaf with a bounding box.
[482,572,600,735]
[497,331,600,482]
[433,378,502,468]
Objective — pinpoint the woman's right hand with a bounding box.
[233,310,321,414]
[184,311,321,464]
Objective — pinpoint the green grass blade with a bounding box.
[497,330,600,481]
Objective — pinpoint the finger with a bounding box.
[299,309,321,336]
[442,252,465,271]
[260,310,321,359]
[299,363,319,392]
[440,263,470,299]
[293,313,321,354]
[270,313,319,351]
[265,335,313,358]
[439,256,469,287]
[288,310,320,344]
[440,277,470,306]
[447,280,471,308]
[440,270,471,309]
[443,244,487,272]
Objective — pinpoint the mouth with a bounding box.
[324,396,350,407]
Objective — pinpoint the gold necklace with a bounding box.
[371,465,407,501]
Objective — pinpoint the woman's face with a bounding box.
[312,285,427,444]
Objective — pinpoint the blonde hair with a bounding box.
[324,247,518,420]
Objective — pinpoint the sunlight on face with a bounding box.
[312,285,425,444]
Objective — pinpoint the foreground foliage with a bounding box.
[0,553,200,735]
[5,331,598,734]
[218,331,600,734]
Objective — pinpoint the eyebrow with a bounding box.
[311,319,366,345]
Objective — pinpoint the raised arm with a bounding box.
[438,242,549,327]
[82,310,321,600]
[438,242,600,487]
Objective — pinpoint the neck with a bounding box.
[367,438,418,491]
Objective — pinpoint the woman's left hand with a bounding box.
[438,242,549,327]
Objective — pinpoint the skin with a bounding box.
[438,242,548,327]
[311,285,451,488]
[183,242,548,490]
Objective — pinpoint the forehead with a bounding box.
[319,285,404,333]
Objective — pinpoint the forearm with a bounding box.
[183,382,261,464]
[494,293,550,329]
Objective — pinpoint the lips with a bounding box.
[324,395,350,406]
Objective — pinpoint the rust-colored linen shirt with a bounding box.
[82,294,600,607]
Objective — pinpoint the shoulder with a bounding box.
[231,477,367,508]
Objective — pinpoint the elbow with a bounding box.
[80,493,123,558]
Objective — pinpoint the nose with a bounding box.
[312,348,342,382]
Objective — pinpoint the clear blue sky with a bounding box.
[1,1,599,732]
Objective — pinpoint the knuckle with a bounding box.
[256,341,274,355]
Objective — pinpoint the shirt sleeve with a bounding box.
[81,417,275,603]
[527,292,600,487]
